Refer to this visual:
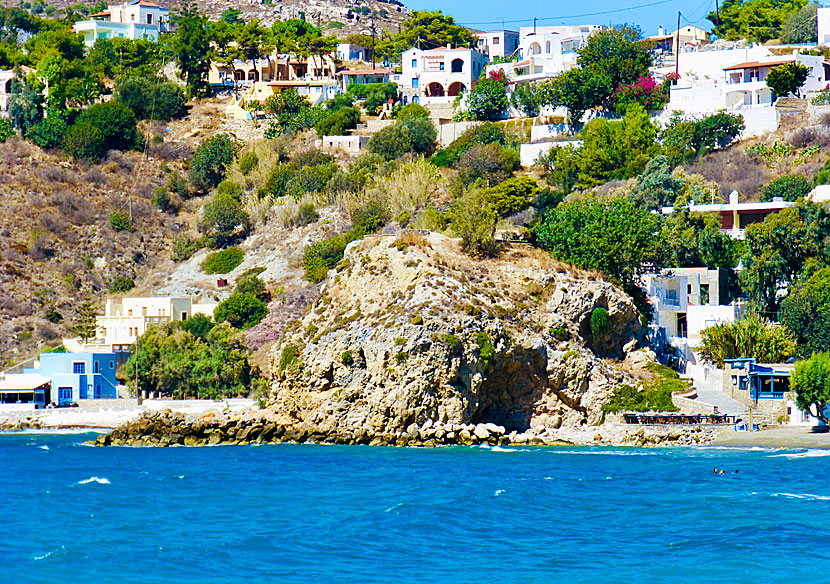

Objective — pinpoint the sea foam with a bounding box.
[773,492,830,501]
[772,449,830,459]
[77,476,111,485]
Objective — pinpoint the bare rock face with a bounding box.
[268,233,647,437]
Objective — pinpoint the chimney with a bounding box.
[658,26,665,36]
[447,43,452,50]
[729,190,739,205]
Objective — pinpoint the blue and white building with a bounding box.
[0,352,119,409]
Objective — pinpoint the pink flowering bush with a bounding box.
[612,74,676,112]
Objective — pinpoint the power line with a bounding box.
[458,0,673,27]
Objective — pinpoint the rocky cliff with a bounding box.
[266,232,649,442]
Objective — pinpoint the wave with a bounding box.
[773,492,830,501]
[494,489,506,496]
[38,445,49,451]
[77,476,110,485]
[772,449,830,459]
[33,546,66,561]
[384,503,403,513]
[491,446,518,452]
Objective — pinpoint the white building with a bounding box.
[0,65,34,112]
[487,25,598,84]
[63,296,218,354]
[659,46,828,135]
[819,7,830,45]
[73,0,170,47]
[474,30,519,60]
[336,43,366,62]
[644,268,744,371]
[400,46,489,105]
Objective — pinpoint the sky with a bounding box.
[402,0,720,36]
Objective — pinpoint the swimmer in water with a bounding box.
[713,467,719,474]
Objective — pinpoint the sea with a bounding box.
[2,432,830,584]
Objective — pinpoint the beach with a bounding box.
[710,425,830,449]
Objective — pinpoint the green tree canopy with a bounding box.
[214,292,267,329]
[538,67,612,125]
[466,77,508,121]
[198,190,252,248]
[376,10,474,60]
[708,0,810,42]
[791,353,830,425]
[780,267,830,357]
[576,25,652,93]
[765,61,810,98]
[190,134,237,192]
[172,3,210,97]
[534,197,665,288]
[697,315,798,367]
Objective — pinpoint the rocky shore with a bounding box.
[93,409,718,448]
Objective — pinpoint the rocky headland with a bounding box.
[94,232,718,448]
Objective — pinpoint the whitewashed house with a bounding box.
[73,0,170,47]
[399,46,489,105]
[474,30,519,60]
[63,296,218,354]
[336,43,366,62]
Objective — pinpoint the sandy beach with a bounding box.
[710,426,830,449]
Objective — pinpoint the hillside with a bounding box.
[8,0,410,36]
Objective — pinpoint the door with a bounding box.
[58,387,73,405]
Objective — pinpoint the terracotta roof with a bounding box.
[337,68,393,76]
[267,80,333,87]
[90,10,110,17]
[723,58,794,71]
[648,35,674,41]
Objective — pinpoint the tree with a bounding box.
[450,190,499,257]
[220,7,242,25]
[663,209,740,270]
[534,198,665,288]
[172,3,210,98]
[660,111,745,163]
[708,0,810,42]
[232,19,269,79]
[198,191,251,248]
[68,300,98,343]
[577,25,652,93]
[376,10,474,60]
[62,121,106,161]
[791,353,830,425]
[456,143,519,187]
[214,292,267,329]
[466,77,508,121]
[766,61,810,98]
[7,70,44,132]
[629,155,685,209]
[539,67,612,125]
[368,117,436,160]
[780,268,830,356]
[762,174,812,202]
[481,176,540,216]
[697,315,798,367]
[740,206,814,316]
[76,100,138,151]
[780,2,818,43]
[0,117,13,142]
[190,134,237,192]
[116,78,187,121]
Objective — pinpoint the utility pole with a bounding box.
[675,11,681,79]
[371,12,376,70]
[715,0,721,30]
[533,17,537,35]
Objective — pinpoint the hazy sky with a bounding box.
[402,0,719,36]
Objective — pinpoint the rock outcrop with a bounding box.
[266,233,649,441]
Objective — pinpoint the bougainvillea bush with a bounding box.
[612,74,676,113]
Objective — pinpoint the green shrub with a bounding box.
[216,180,243,199]
[590,307,609,337]
[761,174,812,202]
[26,116,66,149]
[235,268,269,301]
[440,333,462,351]
[352,199,390,234]
[63,121,106,161]
[259,163,295,198]
[198,192,251,248]
[698,315,797,367]
[76,100,138,151]
[303,234,351,283]
[315,106,360,138]
[202,246,244,274]
[395,103,430,120]
[279,344,298,372]
[466,78,508,121]
[171,234,201,262]
[169,172,189,197]
[295,203,319,226]
[368,117,437,160]
[450,191,499,257]
[551,327,569,341]
[109,275,135,293]
[116,78,187,121]
[238,151,259,175]
[476,332,495,365]
[481,176,540,216]
[214,292,267,329]
[286,163,337,199]
[0,117,13,142]
[341,350,354,365]
[456,143,520,187]
[153,187,171,211]
[109,211,133,232]
[189,134,236,193]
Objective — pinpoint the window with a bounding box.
[73,362,85,375]
[94,361,99,373]
[411,59,417,68]
[110,361,114,369]
[451,59,464,73]
[439,62,445,71]
[59,387,72,402]
[128,309,133,316]
[142,307,147,316]
[739,376,748,390]
[96,385,101,398]
[493,37,500,45]
[181,312,188,320]
[700,284,710,305]
[412,78,419,87]
[147,13,153,24]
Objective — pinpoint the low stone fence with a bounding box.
[672,390,719,415]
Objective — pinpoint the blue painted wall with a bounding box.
[26,353,119,404]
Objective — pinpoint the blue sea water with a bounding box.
[2,434,830,584]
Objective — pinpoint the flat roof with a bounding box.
[266,80,333,87]
[337,69,393,76]
[661,200,795,215]
[0,374,51,392]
